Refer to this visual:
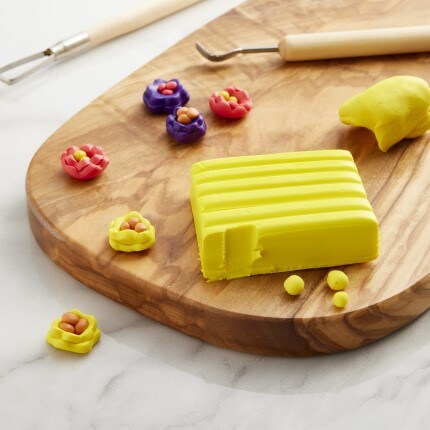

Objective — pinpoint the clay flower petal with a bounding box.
[76,157,91,171]
[209,86,252,119]
[66,146,79,156]
[64,154,77,167]
[143,78,190,114]
[91,154,104,165]
[61,145,110,180]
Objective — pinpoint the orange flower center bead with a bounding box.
[59,311,89,335]
[119,217,148,233]
[176,106,199,124]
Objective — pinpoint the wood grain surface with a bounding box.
[26,0,430,355]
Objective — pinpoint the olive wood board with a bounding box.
[26,0,430,356]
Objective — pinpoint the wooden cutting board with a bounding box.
[26,0,430,356]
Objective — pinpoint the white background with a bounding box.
[0,1,429,428]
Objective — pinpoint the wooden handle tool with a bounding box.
[196,25,430,62]
[0,0,202,85]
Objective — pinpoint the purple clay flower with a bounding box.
[143,78,190,114]
[166,107,207,144]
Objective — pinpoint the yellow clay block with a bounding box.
[339,75,430,152]
[190,150,379,281]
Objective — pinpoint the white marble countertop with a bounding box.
[1,1,429,428]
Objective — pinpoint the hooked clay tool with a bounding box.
[0,0,202,85]
[196,25,430,62]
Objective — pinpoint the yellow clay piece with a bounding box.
[327,270,349,290]
[73,149,87,161]
[229,96,238,103]
[333,291,349,308]
[284,275,305,296]
[220,90,230,100]
[190,150,379,281]
[109,211,156,252]
[339,75,430,152]
[46,309,100,354]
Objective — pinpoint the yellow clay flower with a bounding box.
[109,211,156,252]
[46,309,100,354]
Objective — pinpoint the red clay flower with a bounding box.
[61,144,110,180]
[209,86,252,119]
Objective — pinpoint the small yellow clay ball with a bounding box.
[220,90,230,100]
[333,291,349,308]
[73,150,87,161]
[284,275,305,296]
[327,270,349,291]
[229,96,238,103]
